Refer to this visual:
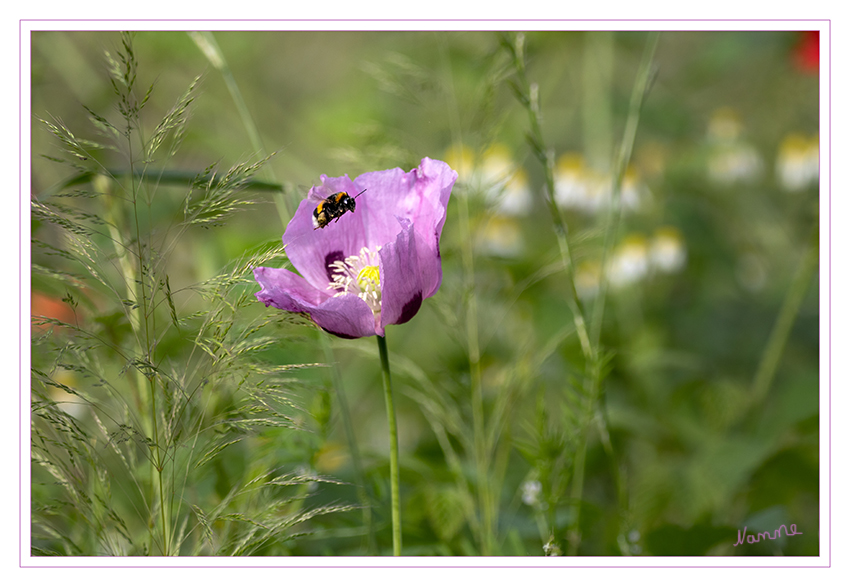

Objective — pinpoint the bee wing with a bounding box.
[298,184,324,202]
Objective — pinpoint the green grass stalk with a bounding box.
[192,30,377,553]
[188,31,291,226]
[506,33,593,360]
[454,180,493,554]
[590,32,660,346]
[128,128,171,555]
[436,33,497,553]
[507,30,658,555]
[750,231,818,407]
[582,31,614,171]
[506,31,596,555]
[566,31,659,557]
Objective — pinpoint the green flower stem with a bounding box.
[750,231,818,407]
[377,334,402,556]
[565,436,587,556]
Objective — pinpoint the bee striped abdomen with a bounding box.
[312,191,361,230]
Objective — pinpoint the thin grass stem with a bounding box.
[191,30,378,554]
[188,31,290,226]
[590,31,660,347]
[456,184,493,554]
[750,229,818,406]
[507,33,593,360]
[566,31,659,557]
[437,34,493,554]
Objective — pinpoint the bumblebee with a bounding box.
[312,189,366,230]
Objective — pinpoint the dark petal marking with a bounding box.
[324,250,345,282]
[397,290,423,324]
[321,326,359,339]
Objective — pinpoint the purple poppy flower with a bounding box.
[254,157,457,339]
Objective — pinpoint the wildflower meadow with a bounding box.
[29,29,821,557]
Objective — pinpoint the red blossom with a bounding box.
[793,31,819,73]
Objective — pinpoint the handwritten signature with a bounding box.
[734,524,802,546]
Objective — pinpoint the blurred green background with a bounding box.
[31,30,819,556]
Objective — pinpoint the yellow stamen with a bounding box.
[357,265,380,290]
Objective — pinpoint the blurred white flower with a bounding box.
[481,144,533,215]
[707,144,763,185]
[444,143,476,185]
[706,108,763,185]
[521,479,542,506]
[496,167,533,216]
[776,133,819,191]
[619,166,646,211]
[543,537,562,556]
[554,152,589,210]
[554,152,646,213]
[649,226,687,273]
[575,260,602,300]
[706,107,743,144]
[607,234,650,289]
[478,215,523,258]
[581,169,611,214]
[480,143,514,186]
[444,143,532,215]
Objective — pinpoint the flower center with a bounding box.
[357,264,380,291]
[328,247,382,319]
